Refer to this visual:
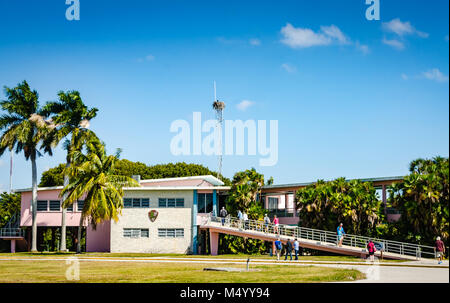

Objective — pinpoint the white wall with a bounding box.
[110,190,194,254]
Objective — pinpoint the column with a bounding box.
[192,190,198,255]
[212,189,217,217]
[209,230,219,256]
[10,239,16,253]
[382,185,387,214]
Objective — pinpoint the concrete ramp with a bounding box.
[200,217,435,261]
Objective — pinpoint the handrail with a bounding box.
[0,228,25,238]
[205,215,436,259]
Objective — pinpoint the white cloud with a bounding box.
[280,23,364,54]
[355,42,370,54]
[137,54,155,62]
[382,18,428,38]
[401,73,409,80]
[249,38,261,46]
[281,63,297,73]
[320,25,350,44]
[280,23,332,48]
[236,100,255,111]
[422,68,449,83]
[382,38,405,50]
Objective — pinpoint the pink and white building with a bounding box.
[7,175,229,253]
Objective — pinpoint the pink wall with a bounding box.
[20,190,84,227]
[86,221,111,252]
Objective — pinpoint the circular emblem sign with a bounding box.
[148,210,158,222]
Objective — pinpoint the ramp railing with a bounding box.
[206,215,436,259]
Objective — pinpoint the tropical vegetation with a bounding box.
[388,156,449,247]
[295,177,384,236]
[60,135,139,253]
[40,161,231,187]
[0,80,56,251]
[41,90,98,251]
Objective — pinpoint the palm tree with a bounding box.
[0,80,55,252]
[41,91,98,252]
[60,136,138,253]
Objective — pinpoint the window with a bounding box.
[124,198,132,208]
[140,229,149,238]
[77,200,84,212]
[158,228,184,238]
[197,193,213,213]
[49,200,61,211]
[123,228,149,238]
[132,198,140,208]
[66,203,73,212]
[37,200,48,211]
[167,199,175,208]
[158,198,184,208]
[268,197,278,210]
[124,198,150,208]
[176,198,184,208]
[141,198,150,208]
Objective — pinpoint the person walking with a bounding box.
[435,236,445,264]
[274,238,282,261]
[273,215,280,234]
[243,212,249,230]
[237,210,243,229]
[294,238,300,260]
[219,207,228,226]
[367,239,376,262]
[337,223,345,247]
[264,214,271,233]
[284,239,293,261]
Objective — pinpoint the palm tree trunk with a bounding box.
[76,215,83,254]
[60,162,70,252]
[31,156,38,252]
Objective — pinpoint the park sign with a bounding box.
[148,210,158,222]
[374,242,384,251]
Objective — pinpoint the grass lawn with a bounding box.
[0,251,406,262]
[0,259,365,283]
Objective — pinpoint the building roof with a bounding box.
[139,175,225,186]
[13,175,226,193]
[262,176,405,190]
[122,186,231,191]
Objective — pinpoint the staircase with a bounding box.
[199,216,436,260]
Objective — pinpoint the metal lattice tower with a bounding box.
[212,81,225,179]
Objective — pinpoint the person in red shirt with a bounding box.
[273,215,280,234]
[435,236,445,264]
[367,240,376,262]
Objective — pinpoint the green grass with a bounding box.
[0,252,406,262]
[0,260,364,283]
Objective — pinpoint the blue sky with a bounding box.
[0,0,448,190]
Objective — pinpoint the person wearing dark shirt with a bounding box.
[284,239,293,261]
[219,207,228,226]
[435,236,445,264]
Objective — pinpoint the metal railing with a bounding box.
[0,228,25,238]
[206,215,436,259]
